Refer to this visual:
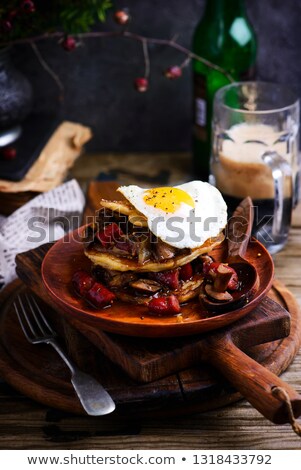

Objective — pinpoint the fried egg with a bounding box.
[117,181,227,249]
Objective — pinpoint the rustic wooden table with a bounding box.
[0,153,301,450]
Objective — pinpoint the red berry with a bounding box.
[21,0,35,13]
[150,269,179,290]
[114,9,130,25]
[62,36,76,52]
[8,9,19,21]
[72,270,94,297]
[1,20,13,33]
[164,66,182,80]
[134,77,148,93]
[86,282,116,308]
[148,295,181,315]
[1,146,17,160]
[179,263,193,281]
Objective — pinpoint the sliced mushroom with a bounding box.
[128,212,148,227]
[129,279,162,294]
[153,239,177,260]
[135,234,152,265]
[213,264,234,292]
[105,270,138,288]
[204,283,233,302]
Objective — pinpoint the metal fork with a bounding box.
[14,294,116,416]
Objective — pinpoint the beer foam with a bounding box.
[213,123,294,199]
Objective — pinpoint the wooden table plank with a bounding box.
[1,383,301,449]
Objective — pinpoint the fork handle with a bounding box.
[49,340,77,373]
[48,340,115,416]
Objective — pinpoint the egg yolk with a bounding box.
[143,187,195,213]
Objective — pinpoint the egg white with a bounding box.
[118,181,227,249]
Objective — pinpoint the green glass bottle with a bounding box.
[192,0,257,180]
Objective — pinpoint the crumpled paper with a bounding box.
[0,121,92,193]
[0,179,85,287]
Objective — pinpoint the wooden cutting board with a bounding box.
[15,242,301,424]
[10,181,301,424]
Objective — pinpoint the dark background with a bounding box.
[12,0,301,153]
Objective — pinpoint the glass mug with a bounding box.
[210,81,300,254]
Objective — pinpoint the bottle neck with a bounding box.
[204,0,246,18]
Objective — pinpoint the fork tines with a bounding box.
[14,294,56,343]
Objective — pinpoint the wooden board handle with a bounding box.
[204,337,301,425]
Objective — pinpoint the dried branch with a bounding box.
[142,39,150,78]
[30,42,64,100]
[1,28,234,98]
[122,31,234,82]
[2,29,234,81]
[180,56,191,69]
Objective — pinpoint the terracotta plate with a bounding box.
[42,226,274,337]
